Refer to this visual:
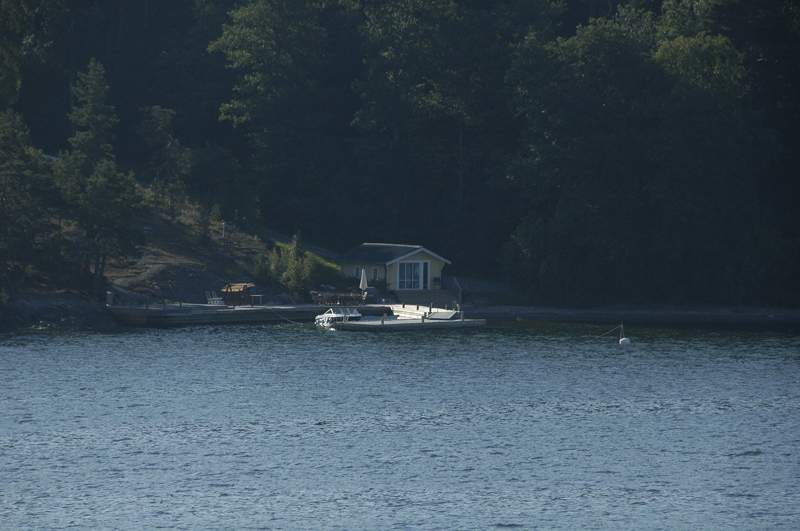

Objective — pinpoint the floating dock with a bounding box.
[329,306,486,332]
[333,315,485,332]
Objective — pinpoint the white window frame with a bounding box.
[397,261,430,290]
[371,267,379,280]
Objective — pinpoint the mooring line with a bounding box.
[268,307,305,325]
[588,324,622,342]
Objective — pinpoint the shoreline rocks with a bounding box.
[0,297,120,332]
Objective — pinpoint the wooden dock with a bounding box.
[107,300,485,330]
[108,302,391,328]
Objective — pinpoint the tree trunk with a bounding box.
[92,245,107,299]
[82,239,94,276]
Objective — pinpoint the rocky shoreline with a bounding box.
[0,295,119,332]
[2,295,799,333]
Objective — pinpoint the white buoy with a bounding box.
[619,324,630,345]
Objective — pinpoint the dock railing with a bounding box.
[451,277,462,304]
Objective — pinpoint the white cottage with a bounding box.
[336,243,451,294]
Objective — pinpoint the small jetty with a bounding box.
[108,302,335,327]
[107,292,483,330]
[105,289,381,327]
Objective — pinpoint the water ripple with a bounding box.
[1,325,798,530]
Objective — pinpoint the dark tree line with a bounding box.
[2,0,798,306]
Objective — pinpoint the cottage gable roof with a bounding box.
[336,243,451,265]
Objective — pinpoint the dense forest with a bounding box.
[1,0,798,306]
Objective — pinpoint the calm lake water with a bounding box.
[1,323,798,530]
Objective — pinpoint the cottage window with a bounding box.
[398,261,429,290]
[372,267,379,280]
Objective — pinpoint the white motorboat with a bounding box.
[315,308,362,328]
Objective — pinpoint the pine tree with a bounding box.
[58,59,142,299]
[0,110,58,297]
[67,59,119,168]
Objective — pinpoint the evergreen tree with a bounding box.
[0,110,60,297]
[502,7,787,305]
[138,105,190,219]
[350,0,560,266]
[186,142,242,246]
[57,59,142,299]
[267,233,315,294]
[2,0,796,305]
[209,0,361,240]
[67,58,118,166]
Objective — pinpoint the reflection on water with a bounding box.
[1,324,799,530]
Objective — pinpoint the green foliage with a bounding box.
[266,234,316,294]
[367,276,388,295]
[260,234,348,295]
[501,8,789,306]
[252,252,271,285]
[209,0,362,239]
[4,0,799,306]
[658,0,711,39]
[0,109,61,296]
[654,33,746,103]
[308,253,348,291]
[0,0,49,107]
[138,106,190,220]
[68,59,119,166]
[186,142,242,245]
[57,59,143,298]
[210,204,223,224]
